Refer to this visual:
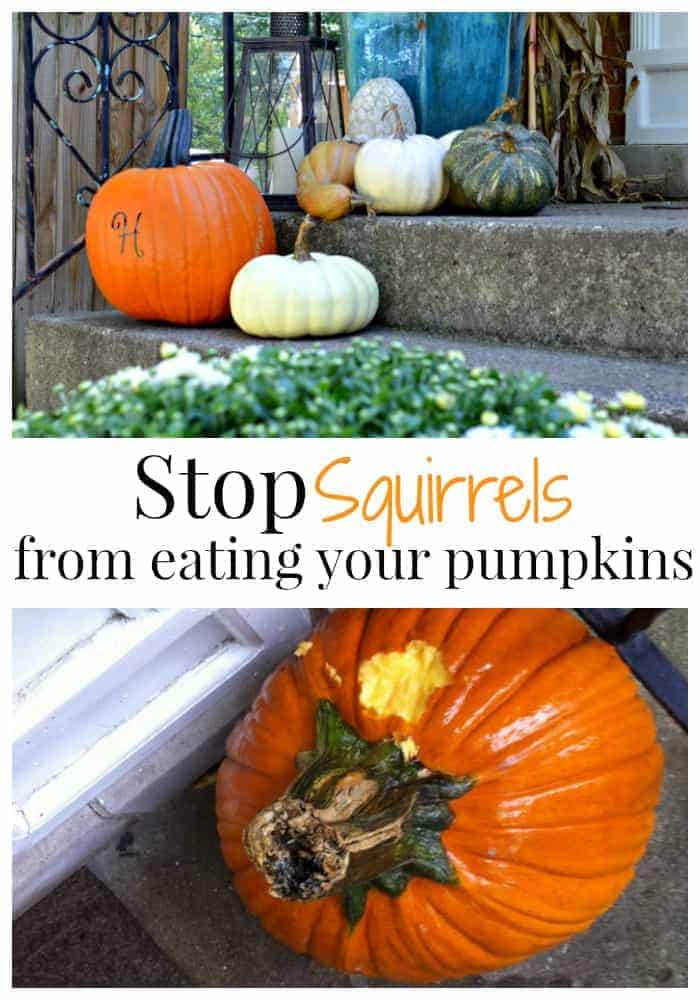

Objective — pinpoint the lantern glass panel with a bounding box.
[311,45,343,142]
[236,48,306,194]
[231,36,344,199]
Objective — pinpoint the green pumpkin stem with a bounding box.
[243,699,474,927]
[149,109,193,168]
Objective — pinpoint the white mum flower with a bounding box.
[558,392,593,423]
[480,410,500,427]
[616,390,646,412]
[464,424,516,439]
[152,350,204,380]
[434,392,455,411]
[602,420,629,438]
[237,346,262,361]
[621,415,675,438]
[191,364,231,389]
[567,423,605,438]
[111,366,149,388]
[149,348,230,388]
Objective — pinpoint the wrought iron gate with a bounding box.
[14,12,237,304]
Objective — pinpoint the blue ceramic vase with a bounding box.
[341,13,528,137]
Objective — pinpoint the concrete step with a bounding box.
[616,144,688,200]
[24,311,687,429]
[273,203,687,362]
[12,868,191,987]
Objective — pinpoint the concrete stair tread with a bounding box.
[25,311,687,429]
[18,203,687,410]
[271,205,687,362]
[317,201,688,231]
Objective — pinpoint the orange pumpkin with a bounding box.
[296,140,362,221]
[85,110,276,325]
[216,608,663,984]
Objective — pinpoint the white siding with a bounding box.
[13,608,312,848]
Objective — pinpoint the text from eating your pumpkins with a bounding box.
[12,453,693,591]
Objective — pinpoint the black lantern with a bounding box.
[230,13,344,206]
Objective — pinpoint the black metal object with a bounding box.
[222,13,236,161]
[15,13,182,303]
[578,609,687,730]
[270,13,310,37]
[230,32,344,207]
[14,13,334,304]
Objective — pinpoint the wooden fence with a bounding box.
[12,13,189,405]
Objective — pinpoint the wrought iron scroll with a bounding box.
[14,13,181,303]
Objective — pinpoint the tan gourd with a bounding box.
[295,140,363,221]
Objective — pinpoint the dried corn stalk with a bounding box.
[520,13,644,202]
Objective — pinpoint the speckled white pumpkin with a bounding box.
[354,131,448,214]
[230,221,379,339]
[346,77,416,143]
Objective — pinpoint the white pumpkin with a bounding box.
[230,217,379,339]
[439,129,463,150]
[346,77,416,143]
[354,107,448,214]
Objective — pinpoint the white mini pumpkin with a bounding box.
[346,77,416,143]
[354,106,448,214]
[439,129,463,150]
[230,217,379,339]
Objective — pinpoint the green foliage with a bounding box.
[13,340,678,439]
[187,13,344,152]
[188,13,266,151]
[187,14,225,151]
[320,14,343,62]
